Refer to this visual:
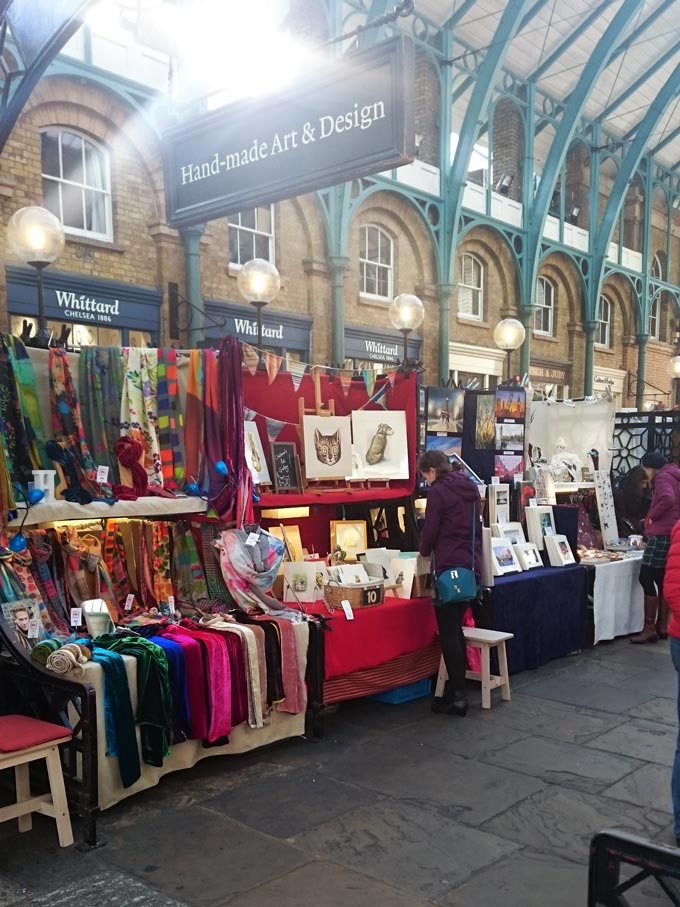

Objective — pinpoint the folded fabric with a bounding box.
[31,638,62,666]
[46,642,91,676]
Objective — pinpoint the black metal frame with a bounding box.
[611,409,680,477]
[589,830,680,904]
[0,613,100,846]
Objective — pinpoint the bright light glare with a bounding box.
[85,0,131,42]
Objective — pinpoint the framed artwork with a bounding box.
[302,415,353,480]
[424,433,462,459]
[491,521,526,545]
[513,542,543,570]
[495,422,525,452]
[496,387,526,422]
[267,524,304,562]
[425,386,465,433]
[330,520,368,559]
[488,483,510,526]
[475,393,496,450]
[525,505,556,551]
[490,537,522,575]
[545,534,576,567]
[1,600,48,652]
[244,421,271,484]
[534,467,557,505]
[351,410,409,480]
[270,442,302,493]
[418,419,426,450]
[282,562,327,603]
[494,454,524,480]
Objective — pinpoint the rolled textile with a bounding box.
[46,642,92,677]
[31,638,61,666]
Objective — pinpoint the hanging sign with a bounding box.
[163,36,414,227]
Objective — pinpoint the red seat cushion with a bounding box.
[0,715,72,753]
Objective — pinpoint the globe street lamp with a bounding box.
[7,206,65,348]
[237,258,281,366]
[493,317,526,384]
[388,293,424,371]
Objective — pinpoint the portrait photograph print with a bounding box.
[1,600,47,652]
[244,420,271,484]
[351,411,409,480]
[426,386,464,434]
[302,415,353,480]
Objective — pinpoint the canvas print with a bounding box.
[244,421,271,484]
[496,388,526,422]
[475,393,496,449]
[495,454,524,480]
[426,386,464,433]
[302,415,353,480]
[351,411,409,480]
[495,422,525,452]
[424,434,462,459]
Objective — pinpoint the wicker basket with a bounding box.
[323,581,384,609]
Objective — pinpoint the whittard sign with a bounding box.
[163,37,414,227]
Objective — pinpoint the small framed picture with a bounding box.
[525,505,556,551]
[513,542,543,570]
[330,520,368,560]
[491,521,526,545]
[270,442,302,493]
[545,534,576,567]
[244,421,271,484]
[488,483,511,526]
[490,537,522,575]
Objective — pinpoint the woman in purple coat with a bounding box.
[418,449,483,716]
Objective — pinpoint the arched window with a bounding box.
[41,128,112,240]
[359,225,393,299]
[458,252,483,320]
[649,255,664,340]
[597,295,611,347]
[228,206,275,266]
[534,277,554,336]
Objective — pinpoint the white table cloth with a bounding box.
[592,557,644,644]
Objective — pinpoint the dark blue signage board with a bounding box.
[204,299,311,354]
[345,323,421,363]
[163,36,414,227]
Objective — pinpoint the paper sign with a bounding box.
[544,526,554,537]
[28,619,40,639]
[124,594,135,611]
[529,499,537,507]
[491,476,500,485]
[168,595,175,612]
[70,607,82,627]
[96,465,110,484]
[340,599,354,620]
[245,532,260,547]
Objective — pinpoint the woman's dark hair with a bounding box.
[418,450,451,477]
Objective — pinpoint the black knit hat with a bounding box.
[641,451,667,470]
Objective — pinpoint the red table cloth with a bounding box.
[324,596,437,680]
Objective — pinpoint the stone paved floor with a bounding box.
[1,635,680,905]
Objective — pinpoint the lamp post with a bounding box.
[668,331,680,407]
[388,293,424,372]
[493,317,526,384]
[237,258,281,365]
[7,206,65,348]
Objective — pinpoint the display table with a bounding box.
[488,564,587,673]
[589,557,644,644]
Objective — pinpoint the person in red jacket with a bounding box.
[662,519,680,845]
[631,452,680,643]
[418,449,482,716]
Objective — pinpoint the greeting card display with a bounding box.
[525,505,556,551]
[545,534,576,567]
[283,562,327,602]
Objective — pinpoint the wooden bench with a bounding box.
[435,627,513,710]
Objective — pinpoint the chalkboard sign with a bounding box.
[270,442,302,493]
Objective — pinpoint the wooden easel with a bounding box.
[298,366,353,493]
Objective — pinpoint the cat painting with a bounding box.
[314,428,341,466]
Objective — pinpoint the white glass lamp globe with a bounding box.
[493,317,526,351]
[7,206,65,265]
[237,258,281,304]
[389,294,425,332]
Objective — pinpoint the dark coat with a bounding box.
[645,463,680,537]
[418,470,483,581]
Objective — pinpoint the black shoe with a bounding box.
[431,696,452,714]
[446,698,468,717]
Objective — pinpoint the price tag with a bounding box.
[544,526,554,537]
[529,499,538,507]
[491,476,500,485]
[28,619,40,639]
[70,607,82,627]
[124,594,135,612]
[96,465,110,484]
[340,599,354,621]
[245,531,260,547]
[168,595,175,612]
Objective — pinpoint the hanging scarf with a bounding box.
[151,521,175,610]
[7,337,50,470]
[198,523,232,602]
[27,531,70,627]
[172,522,209,608]
[48,348,98,490]
[0,427,15,536]
[79,347,123,484]
[184,350,204,491]
[156,349,184,490]
[12,549,69,637]
[102,520,133,602]
[119,347,163,486]
[203,349,227,501]
[0,337,33,487]
[214,528,287,614]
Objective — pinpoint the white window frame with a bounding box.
[41,128,112,241]
[596,295,611,347]
[457,252,484,320]
[359,224,393,301]
[533,276,554,336]
[648,295,660,340]
[228,206,275,268]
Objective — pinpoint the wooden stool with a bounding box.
[0,715,74,847]
[435,628,514,710]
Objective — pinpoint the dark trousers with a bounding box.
[434,600,468,695]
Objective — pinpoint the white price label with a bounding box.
[340,599,354,620]
[543,526,554,537]
[168,595,175,612]
[70,607,82,627]
[96,465,110,484]
[124,594,135,611]
[28,619,40,639]
[529,499,538,507]
[245,531,260,547]
[491,476,500,485]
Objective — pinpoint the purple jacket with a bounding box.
[645,463,680,537]
[418,470,483,581]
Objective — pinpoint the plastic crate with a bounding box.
[369,678,432,705]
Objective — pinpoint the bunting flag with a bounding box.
[242,343,260,375]
[362,369,376,397]
[288,360,307,393]
[265,351,283,385]
[386,370,398,388]
[338,369,353,397]
[243,407,257,422]
[265,417,286,442]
